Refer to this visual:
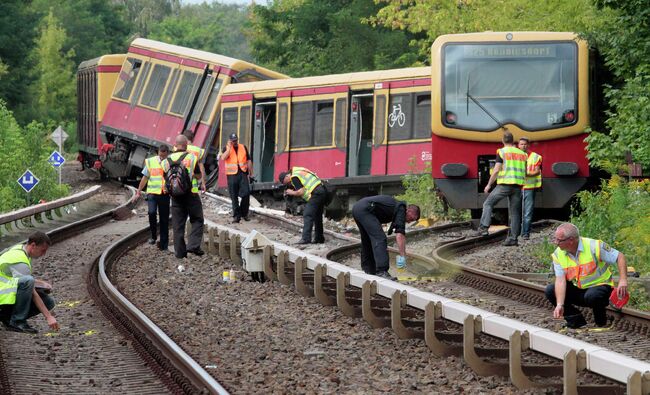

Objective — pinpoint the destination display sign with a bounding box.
[462,45,557,58]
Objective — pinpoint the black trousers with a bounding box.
[301,185,327,242]
[227,172,250,220]
[147,193,170,249]
[545,281,612,326]
[352,201,388,274]
[171,193,204,258]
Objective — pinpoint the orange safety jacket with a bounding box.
[225,144,248,175]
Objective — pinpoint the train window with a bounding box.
[191,75,213,124]
[314,101,334,146]
[388,94,413,141]
[200,79,223,123]
[113,58,142,100]
[239,106,251,146]
[374,95,386,147]
[290,102,313,148]
[171,71,200,115]
[221,107,238,150]
[414,93,431,139]
[130,62,151,106]
[160,69,180,114]
[334,98,347,151]
[277,103,288,154]
[141,64,171,108]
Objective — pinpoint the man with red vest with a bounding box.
[135,144,170,251]
[545,223,629,328]
[473,131,527,246]
[219,133,252,223]
[518,137,542,240]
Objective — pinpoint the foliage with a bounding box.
[371,0,606,59]
[26,11,77,125]
[118,0,179,38]
[396,157,468,222]
[0,101,69,212]
[570,176,650,277]
[149,2,251,60]
[529,237,555,273]
[584,0,650,171]
[248,0,421,76]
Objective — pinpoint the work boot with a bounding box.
[376,271,397,281]
[295,239,310,245]
[472,227,489,237]
[242,216,250,221]
[232,217,241,224]
[188,249,205,256]
[564,314,587,329]
[7,321,38,334]
[148,238,156,245]
[503,238,519,247]
[522,234,530,240]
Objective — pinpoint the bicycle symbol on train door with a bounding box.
[388,104,406,127]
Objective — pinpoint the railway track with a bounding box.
[0,185,227,394]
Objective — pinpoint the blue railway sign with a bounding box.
[48,150,65,168]
[17,169,39,193]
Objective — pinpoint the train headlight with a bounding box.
[445,111,457,125]
[563,110,575,123]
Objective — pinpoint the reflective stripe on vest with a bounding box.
[145,156,165,195]
[524,152,542,190]
[496,146,527,186]
[0,244,31,305]
[187,145,205,193]
[291,166,321,201]
[552,237,614,289]
[225,144,248,176]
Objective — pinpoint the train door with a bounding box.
[253,102,277,183]
[372,86,389,176]
[348,93,374,176]
[274,96,291,182]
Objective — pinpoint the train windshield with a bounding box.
[442,42,578,131]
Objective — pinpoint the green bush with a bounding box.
[396,157,468,222]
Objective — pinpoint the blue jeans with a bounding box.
[147,194,170,249]
[10,275,56,325]
[521,189,536,237]
[479,184,522,241]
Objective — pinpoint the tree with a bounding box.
[248,0,420,76]
[148,2,252,60]
[28,11,77,125]
[116,0,180,38]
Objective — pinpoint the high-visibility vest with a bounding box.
[496,146,527,186]
[187,144,205,193]
[225,144,248,176]
[291,166,321,201]
[164,150,198,192]
[0,244,31,305]
[524,152,542,190]
[145,156,165,195]
[552,237,614,289]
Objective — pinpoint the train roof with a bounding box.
[129,38,289,80]
[432,31,581,43]
[77,54,125,71]
[222,66,431,95]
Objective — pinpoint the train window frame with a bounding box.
[129,61,151,107]
[140,63,172,109]
[314,100,334,147]
[414,93,432,139]
[334,98,347,151]
[289,101,313,149]
[200,78,224,123]
[170,70,201,116]
[239,106,251,146]
[277,102,288,154]
[374,94,386,148]
[189,75,214,125]
[160,68,180,115]
[221,107,239,151]
[113,57,143,101]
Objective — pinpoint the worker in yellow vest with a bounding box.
[473,131,528,246]
[135,144,170,251]
[279,166,327,244]
[518,137,542,240]
[182,129,207,193]
[545,223,629,328]
[0,231,59,334]
[219,133,252,223]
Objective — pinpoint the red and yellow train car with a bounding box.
[87,38,287,181]
[77,54,126,169]
[218,67,432,210]
[430,32,592,216]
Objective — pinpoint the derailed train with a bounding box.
[78,32,593,216]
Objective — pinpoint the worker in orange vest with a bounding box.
[218,133,252,223]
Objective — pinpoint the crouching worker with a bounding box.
[352,195,420,280]
[0,231,59,333]
[545,223,628,329]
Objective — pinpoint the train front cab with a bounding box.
[76,54,125,170]
[219,67,433,212]
[430,32,591,217]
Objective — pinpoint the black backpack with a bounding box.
[164,153,192,197]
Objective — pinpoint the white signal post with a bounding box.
[49,126,68,185]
